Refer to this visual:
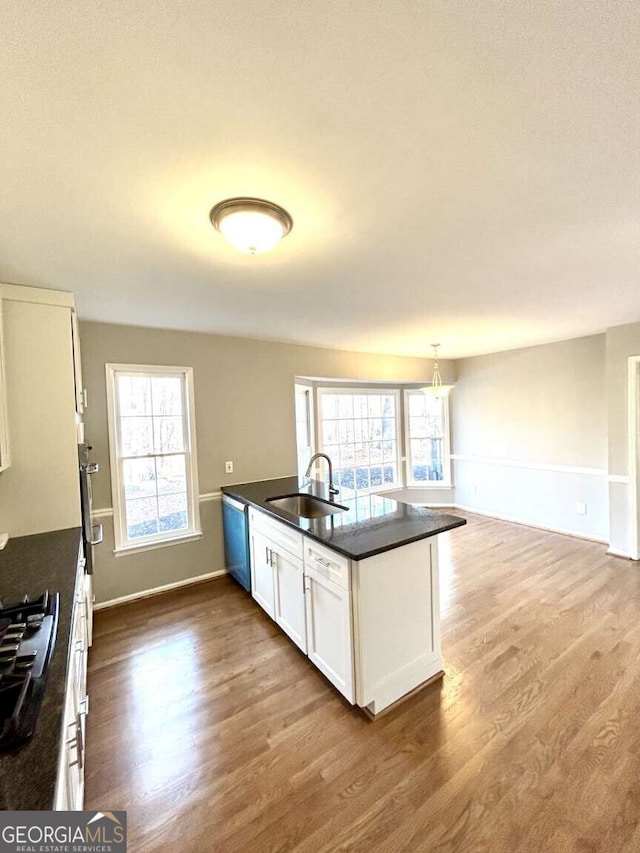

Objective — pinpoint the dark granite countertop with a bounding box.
[0,527,82,810]
[222,477,466,560]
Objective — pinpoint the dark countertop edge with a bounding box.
[221,479,466,561]
[0,527,83,811]
[335,515,467,560]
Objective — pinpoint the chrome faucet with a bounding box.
[305,452,340,495]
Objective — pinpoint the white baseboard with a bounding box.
[452,504,608,545]
[606,548,633,560]
[94,569,227,610]
[413,502,455,508]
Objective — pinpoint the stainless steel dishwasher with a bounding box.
[221,495,251,592]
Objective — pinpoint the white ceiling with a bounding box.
[1,1,639,358]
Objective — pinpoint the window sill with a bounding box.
[406,483,453,490]
[114,531,203,558]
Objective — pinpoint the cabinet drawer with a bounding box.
[248,508,303,560]
[304,539,350,589]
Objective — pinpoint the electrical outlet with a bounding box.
[576,501,587,515]
[225,461,233,474]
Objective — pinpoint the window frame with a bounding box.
[294,382,316,477]
[105,363,202,555]
[403,389,452,488]
[316,386,402,495]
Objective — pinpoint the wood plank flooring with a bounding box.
[85,512,640,852]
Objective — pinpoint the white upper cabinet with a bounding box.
[0,284,81,536]
[0,300,10,472]
[70,309,85,416]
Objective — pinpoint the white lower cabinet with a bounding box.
[305,567,354,703]
[246,506,443,716]
[250,528,276,618]
[54,556,89,811]
[273,548,307,652]
[84,571,94,647]
[248,510,354,703]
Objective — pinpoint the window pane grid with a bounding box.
[110,367,198,548]
[406,392,446,483]
[121,450,190,541]
[319,392,399,492]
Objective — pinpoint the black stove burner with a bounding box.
[0,591,59,753]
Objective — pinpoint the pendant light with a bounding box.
[423,343,453,397]
[209,197,293,254]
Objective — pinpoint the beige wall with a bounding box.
[80,321,438,602]
[450,335,609,541]
[452,335,607,467]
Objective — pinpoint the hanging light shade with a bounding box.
[423,343,454,397]
[209,197,293,255]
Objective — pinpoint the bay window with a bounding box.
[309,384,451,493]
[316,388,401,493]
[404,389,451,487]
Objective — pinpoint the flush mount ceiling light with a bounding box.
[423,343,454,398]
[209,197,293,255]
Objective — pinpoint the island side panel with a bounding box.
[352,536,442,715]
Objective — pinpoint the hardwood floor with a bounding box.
[85,512,640,852]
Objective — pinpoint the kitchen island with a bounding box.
[222,476,466,716]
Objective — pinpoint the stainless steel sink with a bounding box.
[266,493,348,519]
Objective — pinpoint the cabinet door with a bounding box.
[273,549,307,652]
[0,300,10,472]
[304,567,354,703]
[70,309,85,415]
[84,572,94,648]
[250,529,275,618]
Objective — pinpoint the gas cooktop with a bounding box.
[0,590,59,753]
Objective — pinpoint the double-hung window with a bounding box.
[316,388,401,493]
[106,364,201,553]
[404,389,451,487]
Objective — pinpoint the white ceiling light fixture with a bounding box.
[209,197,293,255]
[423,343,454,397]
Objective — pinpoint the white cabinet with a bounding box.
[305,566,354,702]
[249,509,307,650]
[250,527,276,618]
[54,554,89,811]
[303,538,353,702]
[247,509,352,700]
[0,300,10,472]
[84,571,94,648]
[70,309,85,416]
[352,536,441,716]
[0,285,81,537]
[273,547,306,652]
[246,504,444,716]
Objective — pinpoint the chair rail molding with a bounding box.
[450,454,606,478]
[92,490,221,520]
